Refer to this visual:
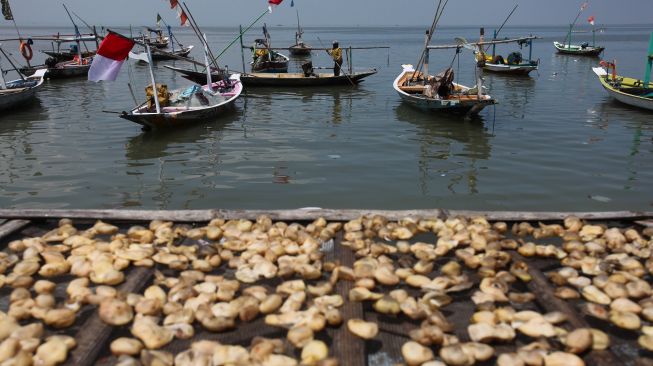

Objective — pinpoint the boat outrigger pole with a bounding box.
[62,4,85,61]
[411,0,449,83]
[566,1,588,48]
[488,4,518,55]
[645,31,653,87]
[145,44,161,114]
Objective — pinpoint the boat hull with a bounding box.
[150,46,194,61]
[20,62,91,79]
[0,69,46,111]
[120,75,243,130]
[393,65,495,115]
[483,63,538,76]
[554,42,604,56]
[289,44,311,56]
[593,69,653,111]
[42,50,96,62]
[241,70,377,87]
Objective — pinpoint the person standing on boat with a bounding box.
[327,41,343,76]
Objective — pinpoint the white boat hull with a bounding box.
[0,69,47,111]
[483,63,538,75]
[593,67,653,111]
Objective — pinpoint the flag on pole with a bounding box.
[268,0,283,13]
[291,0,294,7]
[156,13,162,26]
[88,32,135,82]
[580,2,589,11]
[588,15,595,25]
[170,0,178,9]
[179,9,189,26]
[1,0,13,21]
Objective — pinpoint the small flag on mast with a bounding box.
[179,9,188,26]
[268,0,283,13]
[156,13,162,26]
[170,0,178,9]
[588,16,595,25]
[580,2,589,11]
[88,32,136,82]
[291,0,294,7]
[1,0,13,21]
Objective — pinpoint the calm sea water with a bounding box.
[0,25,652,211]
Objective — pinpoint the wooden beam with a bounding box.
[0,209,650,223]
[0,219,30,242]
[428,36,538,50]
[515,252,620,366]
[65,267,153,366]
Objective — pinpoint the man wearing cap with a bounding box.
[327,41,343,76]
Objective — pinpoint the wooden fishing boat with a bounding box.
[119,74,243,130]
[43,50,95,62]
[288,10,311,56]
[592,68,653,111]
[554,4,604,57]
[394,64,495,115]
[289,43,311,56]
[166,65,375,87]
[592,33,653,111]
[241,69,376,87]
[0,69,47,111]
[133,45,194,62]
[554,41,604,56]
[137,28,169,49]
[251,50,289,73]
[482,34,539,76]
[20,58,92,79]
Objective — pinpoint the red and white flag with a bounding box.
[588,15,595,25]
[580,2,589,11]
[268,0,283,13]
[179,9,189,26]
[88,32,135,82]
[170,0,178,9]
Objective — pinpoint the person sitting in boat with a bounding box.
[252,39,270,62]
[301,61,316,77]
[326,41,343,76]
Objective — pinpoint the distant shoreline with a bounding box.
[1,23,652,29]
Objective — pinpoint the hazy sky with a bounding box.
[5,0,653,27]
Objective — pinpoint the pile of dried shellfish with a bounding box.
[0,215,651,366]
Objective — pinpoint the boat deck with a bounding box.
[0,209,652,365]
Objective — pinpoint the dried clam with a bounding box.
[301,340,328,365]
[402,341,434,366]
[543,351,584,366]
[111,338,144,356]
[347,319,378,339]
[564,328,592,354]
[99,298,134,326]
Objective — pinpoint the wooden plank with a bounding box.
[635,220,653,227]
[0,219,31,242]
[0,208,651,223]
[329,233,366,366]
[514,252,620,366]
[65,267,153,366]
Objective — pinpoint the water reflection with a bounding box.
[485,76,536,119]
[395,104,493,195]
[125,112,240,161]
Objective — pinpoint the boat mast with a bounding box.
[411,0,448,83]
[6,0,30,67]
[567,2,587,47]
[490,3,518,56]
[62,4,83,63]
[645,31,653,87]
[476,28,485,100]
[296,10,302,45]
[203,33,213,94]
[0,52,6,90]
[423,30,429,85]
[145,44,161,114]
